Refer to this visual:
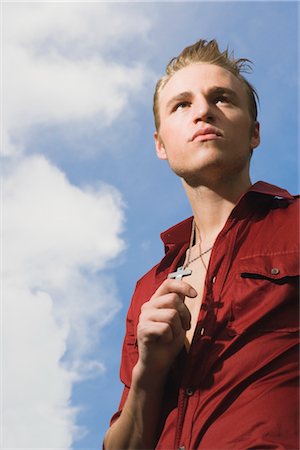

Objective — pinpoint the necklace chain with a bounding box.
[184,219,213,268]
[188,245,213,265]
[168,219,213,280]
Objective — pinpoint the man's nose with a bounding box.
[192,97,214,123]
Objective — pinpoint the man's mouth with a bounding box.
[191,126,223,142]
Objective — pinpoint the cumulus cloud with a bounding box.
[3,2,152,155]
[2,3,153,447]
[2,155,125,447]
[4,156,124,284]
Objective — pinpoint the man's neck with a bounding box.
[183,176,252,245]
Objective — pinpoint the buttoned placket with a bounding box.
[174,198,252,450]
[174,259,221,449]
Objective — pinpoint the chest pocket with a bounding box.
[230,251,299,335]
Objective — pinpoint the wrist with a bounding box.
[131,360,170,392]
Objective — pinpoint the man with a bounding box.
[104,39,299,449]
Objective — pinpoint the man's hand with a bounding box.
[134,278,197,385]
[104,279,197,450]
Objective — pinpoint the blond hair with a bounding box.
[153,39,259,130]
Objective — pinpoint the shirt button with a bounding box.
[271,267,280,275]
[227,327,237,337]
[185,387,194,396]
[212,276,217,283]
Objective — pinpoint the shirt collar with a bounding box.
[249,180,295,199]
[160,181,294,247]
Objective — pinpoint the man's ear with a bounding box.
[154,131,167,160]
[250,121,260,150]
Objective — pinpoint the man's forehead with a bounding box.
[159,63,246,105]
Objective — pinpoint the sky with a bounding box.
[1,1,299,449]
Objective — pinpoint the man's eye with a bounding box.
[174,101,190,111]
[215,95,230,104]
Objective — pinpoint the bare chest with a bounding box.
[184,257,209,350]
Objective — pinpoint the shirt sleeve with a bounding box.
[109,285,140,426]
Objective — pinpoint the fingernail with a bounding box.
[189,287,197,297]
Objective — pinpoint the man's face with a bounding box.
[154,63,260,186]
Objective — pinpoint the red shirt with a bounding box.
[112,182,299,449]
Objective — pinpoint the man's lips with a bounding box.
[190,127,223,142]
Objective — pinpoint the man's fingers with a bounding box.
[153,278,197,299]
[138,309,183,341]
[141,294,192,331]
[141,308,185,333]
[138,321,177,345]
[138,278,196,346]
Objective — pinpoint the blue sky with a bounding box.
[2,1,298,449]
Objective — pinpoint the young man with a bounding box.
[104,39,299,449]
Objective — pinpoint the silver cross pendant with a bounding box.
[168,266,192,280]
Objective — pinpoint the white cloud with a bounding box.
[1,3,154,447]
[3,2,152,155]
[3,286,75,449]
[4,156,124,286]
[2,155,125,448]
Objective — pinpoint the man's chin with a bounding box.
[174,162,223,187]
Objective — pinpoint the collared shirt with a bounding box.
[111,182,299,449]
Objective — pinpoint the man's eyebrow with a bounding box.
[209,86,238,99]
[165,86,239,110]
[166,91,193,109]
